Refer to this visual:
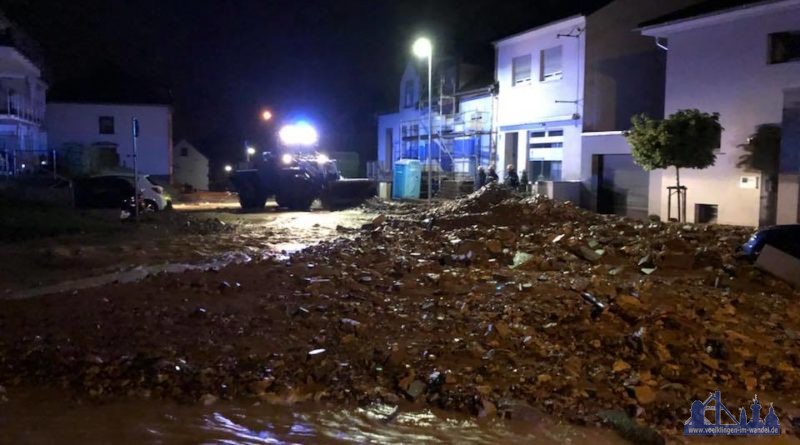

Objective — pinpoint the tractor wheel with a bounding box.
[237,181,267,210]
[276,174,317,211]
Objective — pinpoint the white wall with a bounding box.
[173,140,209,190]
[495,16,586,180]
[645,2,800,226]
[46,103,172,177]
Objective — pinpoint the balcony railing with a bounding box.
[0,92,44,125]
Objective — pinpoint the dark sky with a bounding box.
[0,0,610,166]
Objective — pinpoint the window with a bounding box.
[99,116,115,134]
[180,147,188,157]
[540,46,563,81]
[528,128,564,148]
[530,160,562,181]
[695,204,718,224]
[769,31,800,64]
[512,55,532,85]
[403,80,415,108]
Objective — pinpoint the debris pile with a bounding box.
[1,189,797,440]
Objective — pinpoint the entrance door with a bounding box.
[504,132,518,170]
[595,154,649,219]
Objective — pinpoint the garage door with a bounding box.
[596,154,649,219]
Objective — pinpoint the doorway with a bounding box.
[504,132,518,170]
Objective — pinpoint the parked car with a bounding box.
[741,224,800,261]
[74,174,172,210]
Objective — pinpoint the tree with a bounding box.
[625,109,722,221]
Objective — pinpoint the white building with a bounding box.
[172,139,209,191]
[494,0,701,218]
[494,15,585,188]
[0,43,47,175]
[641,0,800,226]
[46,102,173,181]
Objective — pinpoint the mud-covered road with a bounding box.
[0,202,377,298]
[2,188,800,444]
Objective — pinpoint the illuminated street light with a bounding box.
[413,37,433,205]
[412,37,432,58]
[261,110,273,121]
[224,164,233,173]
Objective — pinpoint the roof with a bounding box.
[638,0,788,29]
[494,14,585,46]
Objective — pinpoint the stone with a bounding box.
[634,386,656,404]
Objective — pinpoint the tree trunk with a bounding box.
[675,166,682,222]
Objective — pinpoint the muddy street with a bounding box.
[0,201,377,298]
[2,188,800,444]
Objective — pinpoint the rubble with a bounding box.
[0,187,796,440]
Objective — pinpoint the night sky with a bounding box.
[0,0,611,168]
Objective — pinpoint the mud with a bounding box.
[1,186,799,443]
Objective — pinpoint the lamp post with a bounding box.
[413,37,432,204]
[246,146,256,162]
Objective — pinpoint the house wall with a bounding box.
[495,16,586,181]
[583,0,700,132]
[647,2,800,226]
[173,140,209,190]
[46,102,172,177]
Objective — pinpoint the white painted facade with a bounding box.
[642,0,800,226]
[0,45,47,174]
[46,102,173,178]
[173,139,209,190]
[494,15,586,182]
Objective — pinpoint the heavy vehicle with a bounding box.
[230,123,376,211]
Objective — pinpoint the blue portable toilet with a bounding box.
[392,159,422,199]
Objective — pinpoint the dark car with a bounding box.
[741,224,800,261]
[73,176,135,209]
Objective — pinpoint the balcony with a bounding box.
[0,92,43,125]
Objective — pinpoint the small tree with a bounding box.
[625,109,722,221]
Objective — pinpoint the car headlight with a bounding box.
[281,154,293,165]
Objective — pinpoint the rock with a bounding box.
[613,360,632,373]
[485,239,503,254]
[201,393,218,406]
[578,246,602,263]
[372,214,387,226]
[405,380,427,401]
[633,386,656,404]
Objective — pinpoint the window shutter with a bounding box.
[512,55,532,84]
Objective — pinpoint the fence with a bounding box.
[0,149,58,178]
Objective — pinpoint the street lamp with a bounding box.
[261,109,273,122]
[413,37,433,204]
[246,146,256,162]
[224,164,233,173]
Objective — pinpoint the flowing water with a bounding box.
[0,390,630,444]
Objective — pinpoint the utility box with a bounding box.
[392,159,421,199]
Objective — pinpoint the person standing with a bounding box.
[476,166,487,190]
[505,164,519,189]
[487,165,499,183]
